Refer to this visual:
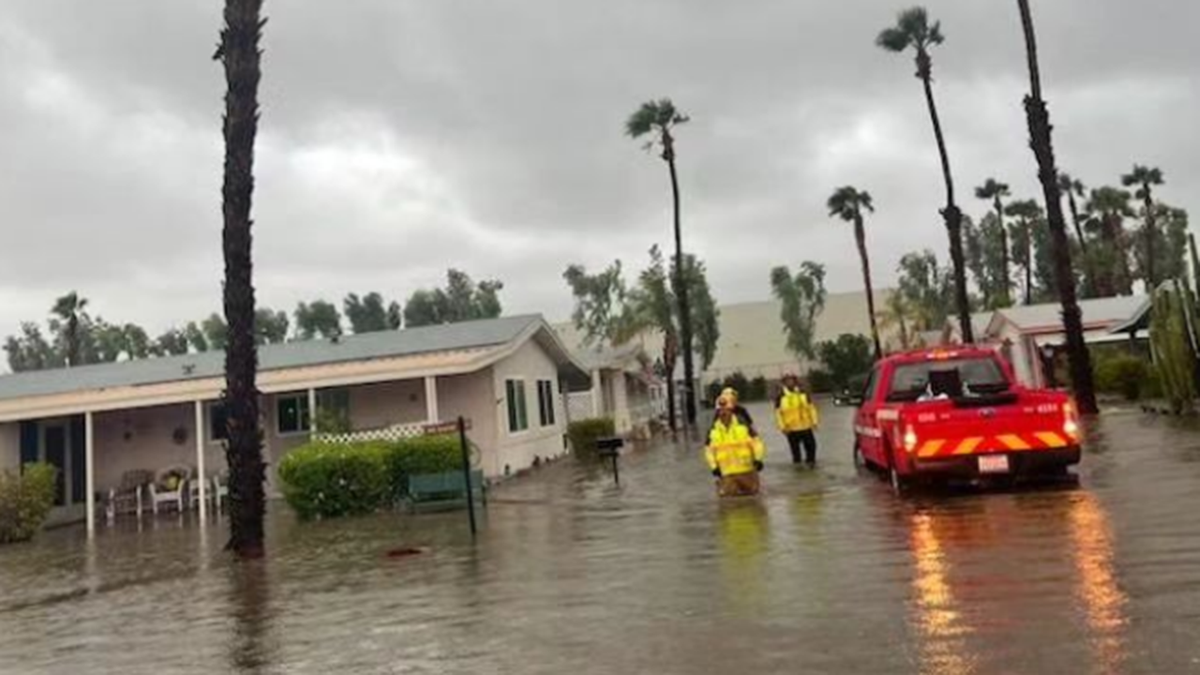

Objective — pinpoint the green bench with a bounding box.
[405,470,487,512]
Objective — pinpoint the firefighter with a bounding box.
[775,374,820,466]
[709,387,758,437]
[706,397,766,497]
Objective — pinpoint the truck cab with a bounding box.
[853,347,1082,491]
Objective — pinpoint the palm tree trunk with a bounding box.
[994,197,1011,306]
[219,0,267,558]
[917,51,973,343]
[1025,227,1033,305]
[663,338,677,432]
[854,217,883,359]
[1018,0,1098,415]
[1142,190,1157,290]
[663,131,697,427]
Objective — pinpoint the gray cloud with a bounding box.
[0,0,1196,359]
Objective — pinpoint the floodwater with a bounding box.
[2,403,1199,674]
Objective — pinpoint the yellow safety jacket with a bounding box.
[776,388,819,432]
[706,419,765,477]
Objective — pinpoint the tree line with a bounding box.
[3,269,503,372]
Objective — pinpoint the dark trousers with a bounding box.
[786,430,817,464]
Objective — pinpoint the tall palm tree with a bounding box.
[1057,172,1097,297]
[1121,164,1165,290]
[1005,200,1042,305]
[1087,186,1135,295]
[878,7,973,344]
[626,99,697,426]
[828,186,883,359]
[51,292,89,367]
[216,0,266,559]
[1017,0,1098,414]
[974,178,1012,306]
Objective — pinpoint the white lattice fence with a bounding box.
[315,423,431,445]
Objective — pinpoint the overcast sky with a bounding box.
[1,0,1196,349]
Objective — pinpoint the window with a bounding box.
[505,379,529,433]
[317,389,351,432]
[537,380,556,427]
[277,394,311,435]
[887,358,1009,402]
[209,403,228,443]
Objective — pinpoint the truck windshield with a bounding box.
[887,357,1009,402]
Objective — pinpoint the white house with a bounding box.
[567,343,665,437]
[0,315,590,535]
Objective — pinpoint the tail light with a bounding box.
[1063,401,1081,441]
[902,425,919,453]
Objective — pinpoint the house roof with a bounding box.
[985,295,1148,337]
[573,342,647,373]
[0,315,590,421]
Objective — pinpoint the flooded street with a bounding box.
[2,403,1200,674]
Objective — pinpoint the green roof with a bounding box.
[0,315,547,402]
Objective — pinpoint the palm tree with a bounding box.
[878,7,973,344]
[51,292,89,367]
[216,0,266,559]
[1017,0,1098,414]
[1121,164,1165,290]
[1057,172,1097,297]
[974,178,1012,306]
[626,99,697,426]
[1087,186,1135,295]
[828,186,883,359]
[1005,200,1042,305]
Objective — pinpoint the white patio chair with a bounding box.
[211,473,230,513]
[149,465,191,515]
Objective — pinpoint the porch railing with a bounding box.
[314,422,436,445]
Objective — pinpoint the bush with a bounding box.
[567,418,616,456]
[707,372,768,403]
[279,434,462,520]
[807,369,834,394]
[1094,353,1151,401]
[0,463,58,545]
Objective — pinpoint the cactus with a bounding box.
[1190,233,1200,297]
[1149,281,1198,413]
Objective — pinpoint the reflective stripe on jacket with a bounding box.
[776,388,819,432]
[706,419,765,476]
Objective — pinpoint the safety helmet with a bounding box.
[720,387,738,404]
[715,396,734,411]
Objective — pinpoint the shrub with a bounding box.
[279,434,461,520]
[567,418,616,456]
[747,376,768,402]
[0,463,58,545]
[1094,353,1150,401]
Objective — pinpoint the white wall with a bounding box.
[436,371,497,474]
[92,403,226,492]
[0,422,18,471]
[491,339,566,478]
[348,380,427,429]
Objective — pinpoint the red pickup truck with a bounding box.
[853,347,1082,491]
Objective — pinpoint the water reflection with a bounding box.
[227,561,274,674]
[716,499,769,615]
[1066,492,1128,675]
[908,509,978,675]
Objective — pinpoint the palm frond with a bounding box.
[876,26,910,52]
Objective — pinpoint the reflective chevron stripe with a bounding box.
[909,432,1074,458]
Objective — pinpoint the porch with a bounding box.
[0,372,485,537]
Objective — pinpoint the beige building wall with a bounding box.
[492,339,566,478]
[92,403,219,493]
[348,379,428,429]
[436,371,497,474]
[0,422,18,470]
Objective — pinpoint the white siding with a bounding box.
[491,339,566,478]
[92,403,221,492]
[0,422,18,471]
[348,380,427,429]
[436,371,497,474]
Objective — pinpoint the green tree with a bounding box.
[1122,165,1165,290]
[974,178,1012,306]
[255,307,289,344]
[294,301,342,340]
[1005,199,1043,305]
[563,262,638,347]
[770,262,827,361]
[1085,186,1135,296]
[402,270,505,328]
[631,248,679,430]
[216,0,267,558]
[676,254,720,372]
[154,328,191,356]
[626,98,698,425]
[50,292,89,367]
[877,291,911,352]
[1137,204,1189,284]
[828,186,882,359]
[185,321,210,353]
[1058,172,1098,297]
[816,334,875,390]
[343,292,399,334]
[202,313,229,350]
[896,250,953,332]
[878,7,973,343]
[1018,0,1098,414]
[3,323,61,372]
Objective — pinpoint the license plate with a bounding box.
[978,455,1010,474]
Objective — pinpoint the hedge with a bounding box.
[1093,353,1151,401]
[279,434,461,520]
[0,463,58,545]
[567,418,616,456]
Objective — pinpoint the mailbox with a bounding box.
[595,437,625,457]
